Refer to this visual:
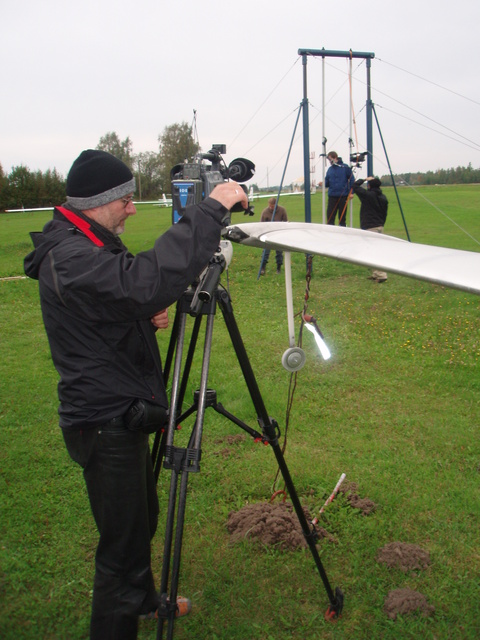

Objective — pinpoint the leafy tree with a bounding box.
[157,122,200,194]
[0,165,66,211]
[0,163,6,210]
[3,166,39,209]
[387,164,480,187]
[134,151,163,200]
[42,168,66,205]
[97,132,133,169]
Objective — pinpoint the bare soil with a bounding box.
[224,474,435,621]
[377,541,431,573]
[377,542,433,620]
[226,501,334,550]
[338,481,377,515]
[226,479,376,550]
[213,433,247,458]
[384,588,435,620]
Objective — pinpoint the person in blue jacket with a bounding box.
[324,151,354,226]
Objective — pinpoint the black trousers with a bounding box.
[327,196,348,226]
[260,248,284,268]
[63,422,159,640]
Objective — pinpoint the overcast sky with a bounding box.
[2,0,480,188]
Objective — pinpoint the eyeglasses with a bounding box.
[121,196,134,207]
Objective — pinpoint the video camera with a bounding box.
[170,144,255,223]
[350,152,367,168]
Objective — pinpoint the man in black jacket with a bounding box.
[353,176,389,282]
[24,149,247,639]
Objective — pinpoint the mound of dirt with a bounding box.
[226,501,334,550]
[377,541,431,573]
[384,588,435,620]
[338,481,377,515]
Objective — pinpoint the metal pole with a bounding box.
[372,104,411,241]
[302,54,311,223]
[349,55,354,227]
[298,48,374,60]
[366,58,374,176]
[322,57,326,224]
[298,49,375,221]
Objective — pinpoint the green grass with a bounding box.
[1,185,480,639]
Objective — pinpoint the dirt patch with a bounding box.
[215,434,247,446]
[213,433,247,458]
[377,541,431,573]
[384,588,435,620]
[225,478,374,550]
[226,501,335,550]
[338,481,377,515]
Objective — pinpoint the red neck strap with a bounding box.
[56,206,104,247]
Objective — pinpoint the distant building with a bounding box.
[292,177,304,192]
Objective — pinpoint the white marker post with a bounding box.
[281,252,306,371]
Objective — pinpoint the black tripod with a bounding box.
[151,260,343,639]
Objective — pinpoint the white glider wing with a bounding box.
[225,222,480,296]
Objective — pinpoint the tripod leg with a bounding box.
[164,470,189,640]
[157,308,189,639]
[152,428,167,483]
[152,302,185,479]
[152,311,204,481]
[217,288,343,618]
[157,456,192,640]
[157,302,218,638]
[156,465,180,639]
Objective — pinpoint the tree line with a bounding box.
[2,127,480,210]
[0,123,199,211]
[380,163,480,186]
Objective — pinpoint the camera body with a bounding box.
[171,145,254,224]
[350,152,367,167]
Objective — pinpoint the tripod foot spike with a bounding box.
[324,587,344,621]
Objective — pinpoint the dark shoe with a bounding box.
[276,267,281,274]
[140,596,192,620]
[260,269,266,276]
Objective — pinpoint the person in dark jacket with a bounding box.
[24,149,247,640]
[324,151,354,226]
[353,176,389,282]
[258,196,288,275]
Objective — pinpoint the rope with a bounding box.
[397,180,480,247]
[377,57,480,107]
[348,50,361,154]
[327,189,353,225]
[229,58,300,149]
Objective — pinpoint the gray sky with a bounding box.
[2,0,480,188]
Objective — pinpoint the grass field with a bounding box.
[1,185,479,639]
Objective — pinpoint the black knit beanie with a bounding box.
[66,150,136,209]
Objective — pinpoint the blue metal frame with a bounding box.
[298,48,375,222]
